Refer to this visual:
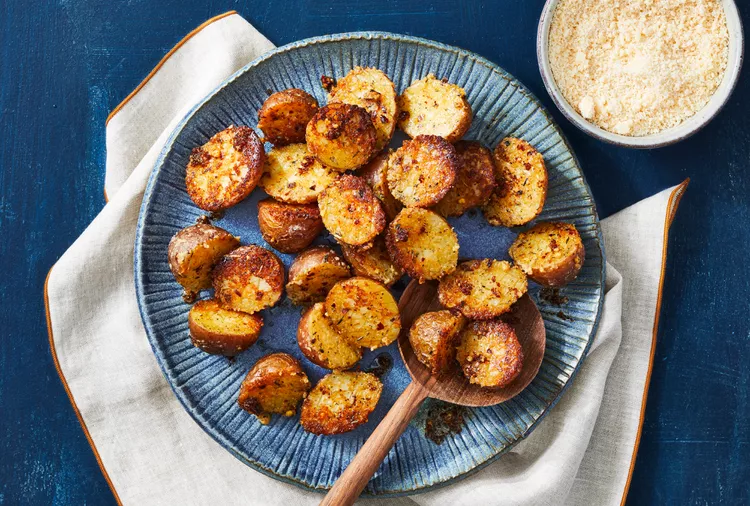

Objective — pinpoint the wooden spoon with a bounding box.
[320,280,546,506]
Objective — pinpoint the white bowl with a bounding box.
[537,0,744,148]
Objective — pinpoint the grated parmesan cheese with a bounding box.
[548,0,729,136]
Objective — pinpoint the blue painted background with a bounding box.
[0,0,748,504]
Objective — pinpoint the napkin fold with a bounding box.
[45,12,688,506]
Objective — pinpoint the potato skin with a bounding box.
[286,246,351,305]
[408,310,466,375]
[340,236,404,287]
[212,245,285,314]
[318,175,386,247]
[188,299,263,356]
[238,353,311,424]
[305,103,377,171]
[257,198,323,253]
[297,302,362,370]
[397,74,472,142]
[260,143,338,204]
[433,141,496,217]
[509,222,585,287]
[358,150,402,221]
[185,126,265,211]
[167,223,240,295]
[456,319,523,388]
[257,89,318,146]
[387,135,458,208]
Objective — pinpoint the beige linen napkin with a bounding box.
[45,12,688,506]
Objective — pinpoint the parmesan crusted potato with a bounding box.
[386,208,459,282]
[238,353,311,424]
[509,222,585,287]
[482,137,548,227]
[340,236,404,287]
[397,74,472,142]
[257,89,318,146]
[188,299,263,356]
[325,277,401,350]
[257,198,323,253]
[259,143,339,204]
[300,371,382,435]
[438,259,528,319]
[433,141,496,217]
[212,245,285,314]
[318,175,386,247]
[297,303,362,370]
[408,310,466,375]
[185,126,265,211]
[387,135,458,208]
[286,246,351,305]
[305,103,377,171]
[328,67,398,151]
[456,319,523,388]
[358,150,402,221]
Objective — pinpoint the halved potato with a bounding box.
[305,103,377,171]
[387,135,458,208]
[433,141,496,217]
[318,175,386,247]
[259,143,339,204]
[297,302,362,370]
[408,310,466,375]
[257,198,323,253]
[509,222,585,287]
[438,259,527,319]
[358,150,402,221]
[212,245,285,314]
[340,236,404,287]
[300,371,382,435]
[238,353,311,424]
[456,319,523,388]
[257,89,318,146]
[188,299,263,356]
[185,125,265,211]
[286,246,351,305]
[397,74,472,142]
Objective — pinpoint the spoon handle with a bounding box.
[320,380,430,506]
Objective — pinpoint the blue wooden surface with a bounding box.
[0,0,747,504]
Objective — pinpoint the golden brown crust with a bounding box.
[297,303,362,370]
[257,198,323,253]
[185,126,265,211]
[259,143,339,204]
[397,74,472,142]
[482,137,548,227]
[212,245,285,314]
[387,135,458,208]
[456,320,523,388]
[340,236,404,287]
[438,259,528,319]
[188,299,263,356]
[318,175,386,247]
[258,89,319,146]
[509,222,585,287]
[306,103,377,170]
[408,310,466,375]
[358,150,402,221]
[433,141,496,217]
[286,246,351,305]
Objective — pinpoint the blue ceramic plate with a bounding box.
[135,32,605,496]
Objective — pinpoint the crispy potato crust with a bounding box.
[358,150,402,221]
[188,299,263,356]
[509,222,585,287]
[325,277,401,350]
[185,126,265,211]
[238,353,311,424]
[305,103,377,170]
[456,320,523,388]
[386,208,459,282]
[259,143,339,204]
[408,310,466,375]
[257,89,318,146]
[482,137,548,227]
[397,74,472,142]
[300,371,382,435]
[433,141,496,217]
[297,303,362,370]
[286,246,351,305]
[340,236,404,287]
[318,175,386,247]
[387,135,458,208]
[438,259,528,319]
[257,198,323,253]
[212,245,285,314]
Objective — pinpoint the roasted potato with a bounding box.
[386,208,459,282]
[212,245,285,314]
[328,67,398,151]
[297,302,362,370]
[408,310,466,375]
[387,135,458,208]
[482,137,548,227]
[433,141,496,217]
[300,371,382,435]
[188,299,263,356]
[325,277,401,350]
[438,259,528,319]
[358,150,402,221]
[456,319,523,388]
[237,353,311,424]
[286,246,351,305]
[305,103,377,171]
[509,222,585,287]
[259,143,339,204]
[185,126,265,211]
[318,175,386,247]
[340,236,404,287]
[257,89,318,146]
[397,74,472,142]
[167,223,240,297]
[257,198,323,253]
